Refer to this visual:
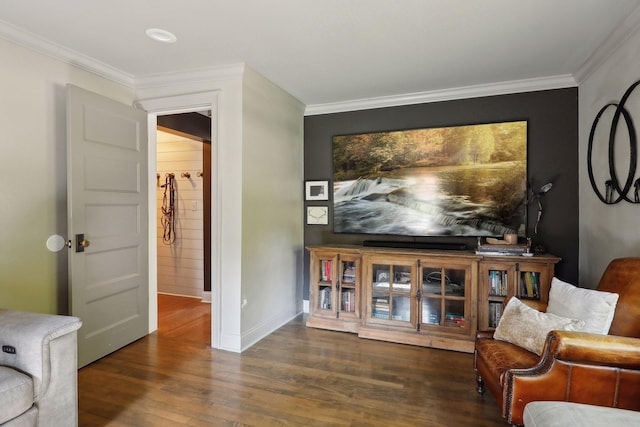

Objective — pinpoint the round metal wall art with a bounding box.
[587,79,640,204]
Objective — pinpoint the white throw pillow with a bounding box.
[494,297,585,355]
[547,277,619,335]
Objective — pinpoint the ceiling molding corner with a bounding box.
[0,19,135,88]
[573,4,640,84]
[134,63,246,91]
[304,75,577,116]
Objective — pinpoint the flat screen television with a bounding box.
[332,121,527,237]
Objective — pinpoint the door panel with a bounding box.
[67,84,149,368]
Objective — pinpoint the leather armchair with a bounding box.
[474,257,640,426]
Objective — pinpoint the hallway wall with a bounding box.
[156,130,204,298]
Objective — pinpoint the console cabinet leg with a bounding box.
[476,374,485,394]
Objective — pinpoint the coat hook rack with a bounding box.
[197,171,203,178]
[181,172,191,179]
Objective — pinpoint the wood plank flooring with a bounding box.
[78,295,506,426]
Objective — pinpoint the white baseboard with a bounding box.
[241,308,302,352]
[158,291,201,299]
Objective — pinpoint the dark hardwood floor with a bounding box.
[78,295,506,426]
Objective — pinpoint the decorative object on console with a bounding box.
[587,78,640,204]
[527,181,552,253]
[529,181,552,235]
[475,233,530,256]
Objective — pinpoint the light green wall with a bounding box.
[1,38,304,350]
[0,38,135,314]
[240,66,305,349]
[136,65,305,351]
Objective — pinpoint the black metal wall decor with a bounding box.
[588,79,640,204]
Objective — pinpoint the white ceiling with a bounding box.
[1,0,640,109]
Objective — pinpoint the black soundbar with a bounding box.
[362,240,467,251]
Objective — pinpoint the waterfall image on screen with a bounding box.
[332,121,527,237]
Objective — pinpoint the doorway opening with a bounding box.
[142,90,221,350]
[155,111,212,340]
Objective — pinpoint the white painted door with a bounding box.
[67,84,149,368]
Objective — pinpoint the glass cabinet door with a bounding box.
[421,297,441,326]
[370,262,413,325]
[371,264,390,320]
[515,262,552,304]
[338,256,359,318]
[479,259,557,330]
[484,266,512,328]
[420,264,467,330]
[391,265,412,321]
[316,255,335,313]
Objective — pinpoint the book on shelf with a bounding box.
[319,287,332,310]
[488,270,508,296]
[371,297,389,319]
[372,312,389,319]
[444,312,465,328]
[520,272,540,298]
[476,243,529,256]
[341,289,356,312]
[342,264,356,283]
[488,302,504,328]
[320,260,332,282]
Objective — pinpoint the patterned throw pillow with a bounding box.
[494,297,585,355]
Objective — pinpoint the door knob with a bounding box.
[46,235,69,252]
[75,233,91,252]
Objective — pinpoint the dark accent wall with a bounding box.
[303,88,579,300]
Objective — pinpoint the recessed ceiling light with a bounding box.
[145,28,177,43]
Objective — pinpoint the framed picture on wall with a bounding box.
[305,180,329,201]
[307,206,329,225]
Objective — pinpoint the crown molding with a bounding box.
[0,19,135,88]
[573,4,640,84]
[6,8,636,117]
[135,63,246,91]
[0,18,246,94]
[304,75,577,116]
